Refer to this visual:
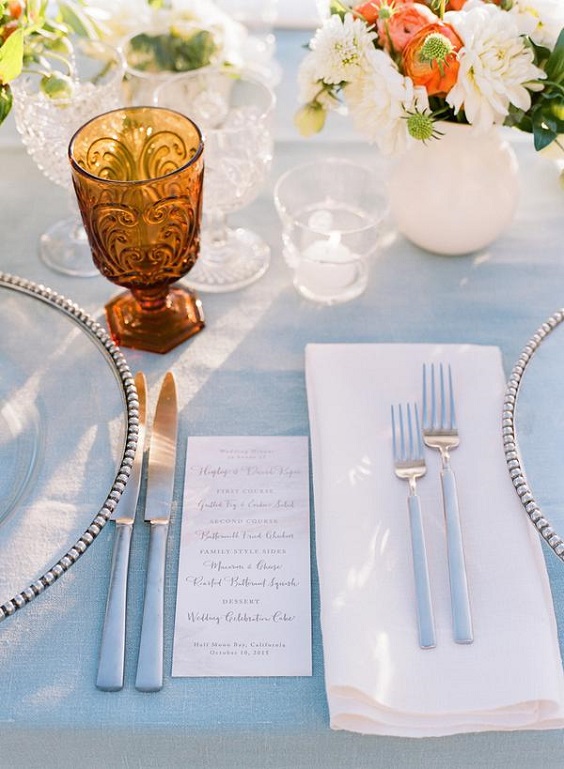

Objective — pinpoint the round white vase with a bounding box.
[387,122,520,255]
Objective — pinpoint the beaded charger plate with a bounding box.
[0,273,139,619]
[504,309,564,562]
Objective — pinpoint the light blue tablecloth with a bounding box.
[1,28,564,769]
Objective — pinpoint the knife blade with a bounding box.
[135,371,178,692]
[96,371,147,692]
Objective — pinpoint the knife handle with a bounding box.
[96,523,133,691]
[135,521,169,692]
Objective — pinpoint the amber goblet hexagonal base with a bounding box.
[105,286,205,354]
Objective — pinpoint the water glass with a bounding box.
[155,69,275,292]
[274,159,388,304]
[120,22,220,106]
[11,38,124,277]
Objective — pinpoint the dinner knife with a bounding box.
[96,371,147,692]
[135,371,178,692]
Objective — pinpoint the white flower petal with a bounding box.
[343,51,425,155]
[508,0,564,49]
[308,13,377,86]
[447,4,545,131]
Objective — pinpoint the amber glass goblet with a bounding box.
[69,107,205,354]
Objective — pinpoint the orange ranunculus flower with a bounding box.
[378,3,438,54]
[353,0,411,26]
[402,21,463,97]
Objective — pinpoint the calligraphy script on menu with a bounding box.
[172,436,312,677]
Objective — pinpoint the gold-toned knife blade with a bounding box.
[97,371,147,691]
[135,371,178,692]
[143,371,178,525]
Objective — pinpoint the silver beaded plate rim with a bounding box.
[503,309,564,561]
[0,272,139,621]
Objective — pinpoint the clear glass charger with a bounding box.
[0,273,138,618]
[504,309,564,563]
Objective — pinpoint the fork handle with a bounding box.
[408,494,436,649]
[441,467,474,644]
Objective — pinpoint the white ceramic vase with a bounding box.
[387,122,520,255]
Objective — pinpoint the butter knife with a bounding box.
[96,371,147,691]
[135,372,178,692]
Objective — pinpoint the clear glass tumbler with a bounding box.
[274,159,388,305]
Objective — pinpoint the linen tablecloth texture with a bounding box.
[305,343,564,737]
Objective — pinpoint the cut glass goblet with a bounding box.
[11,38,124,277]
[156,69,275,292]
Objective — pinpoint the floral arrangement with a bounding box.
[295,0,564,155]
[0,0,102,124]
[0,0,247,126]
[84,0,247,73]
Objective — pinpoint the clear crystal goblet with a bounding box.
[155,69,275,292]
[11,38,124,277]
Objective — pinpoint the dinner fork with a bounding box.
[391,403,436,649]
[422,363,473,644]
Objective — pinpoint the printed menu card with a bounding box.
[172,436,312,677]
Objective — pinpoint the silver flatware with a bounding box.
[422,362,473,644]
[391,403,436,650]
[135,372,178,692]
[97,371,147,691]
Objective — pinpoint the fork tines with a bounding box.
[422,362,457,434]
[391,402,424,467]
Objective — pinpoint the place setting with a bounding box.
[304,341,564,736]
[2,2,564,765]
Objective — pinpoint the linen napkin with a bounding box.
[305,343,564,737]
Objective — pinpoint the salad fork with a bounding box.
[391,403,436,649]
[422,363,473,644]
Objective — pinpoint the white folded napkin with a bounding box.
[305,343,564,737]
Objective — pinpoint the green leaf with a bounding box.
[0,28,24,84]
[126,30,218,73]
[533,125,556,151]
[0,84,13,126]
[531,105,561,150]
[57,1,99,39]
[545,27,564,83]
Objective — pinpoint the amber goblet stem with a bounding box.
[131,285,171,313]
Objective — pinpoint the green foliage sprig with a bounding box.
[505,29,564,151]
[0,0,100,125]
